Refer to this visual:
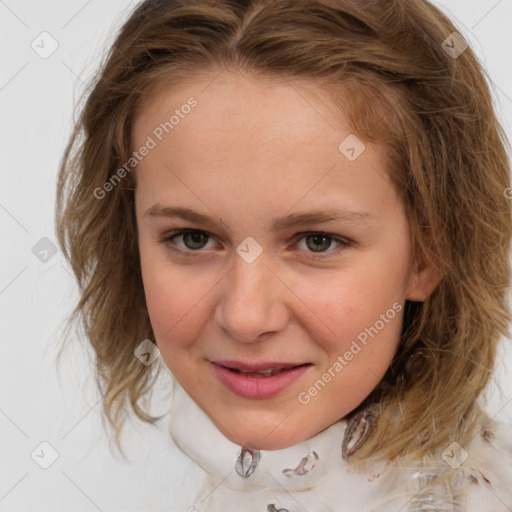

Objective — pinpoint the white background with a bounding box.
[1,1,512,511]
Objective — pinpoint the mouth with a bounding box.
[210,360,313,398]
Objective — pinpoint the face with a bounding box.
[133,70,435,450]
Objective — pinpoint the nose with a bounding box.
[214,254,290,343]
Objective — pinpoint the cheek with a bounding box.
[298,264,405,338]
[142,273,208,380]
[143,274,203,341]
[289,251,408,374]
[139,244,204,349]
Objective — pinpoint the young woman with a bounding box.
[56,1,512,509]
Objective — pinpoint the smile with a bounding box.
[210,361,313,399]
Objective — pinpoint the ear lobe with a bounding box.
[406,255,443,302]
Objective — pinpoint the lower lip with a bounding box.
[211,362,312,399]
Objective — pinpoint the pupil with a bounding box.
[308,234,330,252]
[185,232,206,249]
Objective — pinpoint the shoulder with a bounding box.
[358,411,512,511]
[461,414,512,511]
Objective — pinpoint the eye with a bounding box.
[293,232,349,259]
[159,229,217,255]
[159,229,350,259]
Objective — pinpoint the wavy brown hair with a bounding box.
[55,0,512,461]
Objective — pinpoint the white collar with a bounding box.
[168,379,385,511]
[169,378,349,486]
[167,378,512,511]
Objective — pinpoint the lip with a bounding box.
[210,361,312,399]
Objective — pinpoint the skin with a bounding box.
[133,69,440,450]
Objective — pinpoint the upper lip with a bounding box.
[211,360,309,372]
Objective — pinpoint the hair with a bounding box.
[55,0,512,462]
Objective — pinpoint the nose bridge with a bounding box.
[215,249,288,343]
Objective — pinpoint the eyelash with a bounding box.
[158,229,350,260]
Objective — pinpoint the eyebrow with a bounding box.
[144,204,372,233]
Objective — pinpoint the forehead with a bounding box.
[132,70,396,219]
[133,69,352,142]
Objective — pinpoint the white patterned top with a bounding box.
[169,380,512,512]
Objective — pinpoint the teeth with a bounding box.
[235,368,285,377]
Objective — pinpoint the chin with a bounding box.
[228,430,303,451]
[214,415,307,450]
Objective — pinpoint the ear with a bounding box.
[405,252,443,302]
